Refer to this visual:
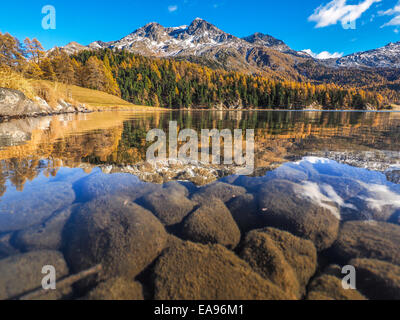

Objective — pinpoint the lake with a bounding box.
[0,110,400,300]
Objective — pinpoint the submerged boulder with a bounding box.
[306,274,366,300]
[332,221,400,266]
[190,182,246,204]
[257,179,340,250]
[0,181,75,233]
[74,172,161,202]
[64,196,168,280]
[240,228,317,298]
[138,189,195,226]
[13,206,74,251]
[85,277,144,300]
[152,241,291,300]
[227,193,265,232]
[162,181,190,197]
[181,199,241,249]
[350,258,400,300]
[0,250,69,300]
[0,233,19,259]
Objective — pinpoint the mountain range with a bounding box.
[54,18,400,84]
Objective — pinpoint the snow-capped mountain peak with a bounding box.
[242,32,290,52]
[333,41,400,68]
[54,18,302,62]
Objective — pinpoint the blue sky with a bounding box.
[1,0,400,57]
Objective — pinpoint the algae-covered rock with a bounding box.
[306,274,366,300]
[85,278,144,300]
[139,189,195,226]
[227,193,265,232]
[350,258,400,300]
[162,181,190,197]
[190,182,246,203]
[152,241,291,300]
[240,227,317,298]
[332,221,400,266]
[0,233,19,259]
[74,172,161,202]
[257,179,340,250]
[0,250,69,300]
[0,181,75,232]
[182,199,241,249]
[64,196,168,280]
[13,206,74,251]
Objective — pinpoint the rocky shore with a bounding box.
[0,157,400,300]
[0,88,90,120]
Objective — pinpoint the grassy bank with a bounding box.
[0,67,159,111]
[36,81,154,110]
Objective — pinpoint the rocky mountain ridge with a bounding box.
[52,18,400,86]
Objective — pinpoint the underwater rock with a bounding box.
[138,189,195,226]
[181,199,241,249]
[152,241,291,300]
[350,258,400,300]
[0,250,69,300]
[162,181,190,197]
[0,233,19,259]
[13,206,74,251]
[226,193,265,233]
[332,221,400,266]
[85,277,144,300]
[190,182,246,204]
[257,179,340,251]
[74,172,161,202]
[64,196,168,280]
[344,183,400,222]
[240,227,317,299]
[0,182,75,233]
[306,274,366,300]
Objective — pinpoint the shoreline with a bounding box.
[2,107,399,123]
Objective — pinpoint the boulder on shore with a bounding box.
[0,88,86,118]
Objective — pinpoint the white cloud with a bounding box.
[296,182,342,219]
[379,1,400,27]
[309,0,381,28]
[302,49,344,60]
[379,1,400,16]
[168,5,178,12]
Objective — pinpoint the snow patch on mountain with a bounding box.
[333,41,400,68]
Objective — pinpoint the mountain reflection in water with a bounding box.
[0,110,400,300]
[0,110,399,193]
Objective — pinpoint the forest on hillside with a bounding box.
[0,32,392,110]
